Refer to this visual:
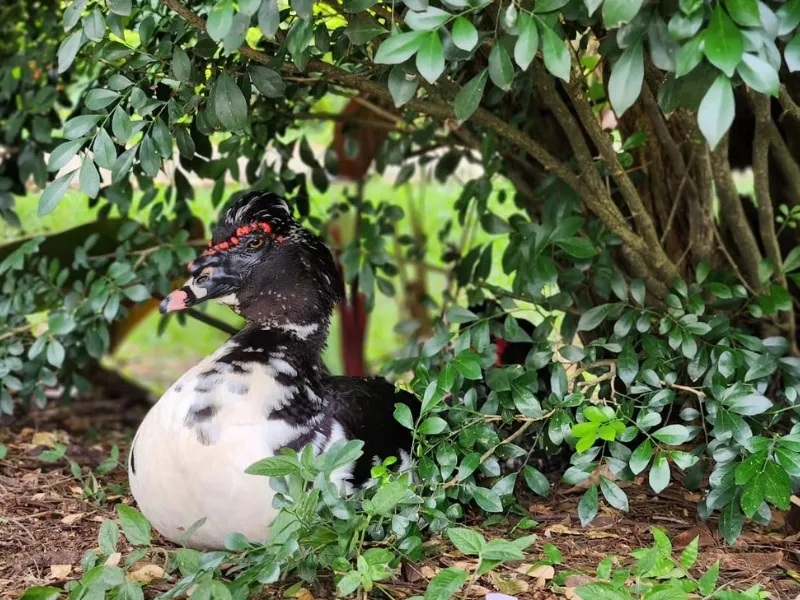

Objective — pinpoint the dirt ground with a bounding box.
[2,397,800,599]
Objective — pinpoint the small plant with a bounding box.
[575,527,767,600]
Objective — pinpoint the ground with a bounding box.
[2,394,799,599]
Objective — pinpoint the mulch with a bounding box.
[1,397,800,599]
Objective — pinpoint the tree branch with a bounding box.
[751,92,796,348]
[709,134,763,288]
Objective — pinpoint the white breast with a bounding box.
[128,343,318,549]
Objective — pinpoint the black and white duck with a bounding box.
[128,192,418,549]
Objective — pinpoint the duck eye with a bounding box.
[195,273,209,285]
[247,238,265,250]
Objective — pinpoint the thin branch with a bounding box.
[709,134,763,288]
[751,91,796,348]
[778,85,800,122]
[565,52,675,281]
[712,224,757,296]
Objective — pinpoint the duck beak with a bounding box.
[159,256,239,314]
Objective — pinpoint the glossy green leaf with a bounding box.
[539,20,570,81]
[698,74,734,150]
[603,0,644,28]
[454,69,488,123]
[704,6,743,77]
[416,31,445,84]
[452,16,478,51]
[39,169,77,216]
[737,52,779,96]
[375,31,425,64]
[212,73,248,132]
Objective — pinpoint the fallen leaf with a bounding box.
[486,594,520,600]
[528,564,555,579]
[32,431,58,448]
[420,565,437,579]
[128,564,165,583]
[104,552,122,567]
[720,551,783,572]
[50,564,72,579]
[295,589,314,600]
[673,525,714,549]
[488,572,529,596]
[564,575,594,588]
[61,513,85,525]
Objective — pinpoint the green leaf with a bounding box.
[578,484,599,526]
[369,480,408,515]
[727,393,772,416]
[740,473,766,517]
[250,65,285,98]
[172,46,192,81]
[107,0,131,15]
[786,34,800,72]
[337,571,362,597]
[58,30,83,73]
[246,455,301,476]
[630,438,653,474]
[292,0,313,20]
[117,505,151,546]
[698,74,734,150]
[452,17,478,51]
[704,5,743,77]
[207,0,234,41]
[577,304,611,331]
[424,567,469,600]
[481,539,525,561]
[112,106,132,143]
[98,519,120,555]
[39,169,77,216]
[556,237,597,258]
[92,128,117,170]
[393,402,414,429]
[111,146,136,182]
[473,487,503,512]
[599,476,629,511]
[48,139,85,172]
[777,0,800,35]
[79,157,100,199]
[698,561,720,596]
[523,465,550,496]
[46,340,65,368]
[452,350,482,379]
[454,69,488,123]
[652,424,690,445]
[446,528,485,555]
[514,14,539,70]
[488,42,514,91]
[375,31,425,64]
[344,14,387,44]
[617,341,639,386]
[649,453,671,493]
[679,536,699,569]
[539,19,570,81]
[419,416,448,435]
[603,0,644,27]
[64,0,88,31]
[388,63,420,108]
[725,0,761,26]
[19,588,62,600]
[212,73,248,132]
[138,136,160,177]
[64,115,103,139]
[737,53,779,96]
[85,88,119,110]
[123,284,150,302]
[405,6,451,30]
[675,34,704,78]
[416,31,445,84]
[258,0,280,38]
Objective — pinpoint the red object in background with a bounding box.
[331,94,396,182]
[327,94,399,376]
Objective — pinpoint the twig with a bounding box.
[778,85,800,122]
[0,322,36,342]
[442,411,554,489]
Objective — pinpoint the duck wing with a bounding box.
[323,376,419,485]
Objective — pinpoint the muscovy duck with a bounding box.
[128,192,418,549]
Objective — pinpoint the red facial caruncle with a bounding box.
[200,221,284,258]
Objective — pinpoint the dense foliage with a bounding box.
[3,0,800,595]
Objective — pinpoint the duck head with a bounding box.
[160,192,345,338]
